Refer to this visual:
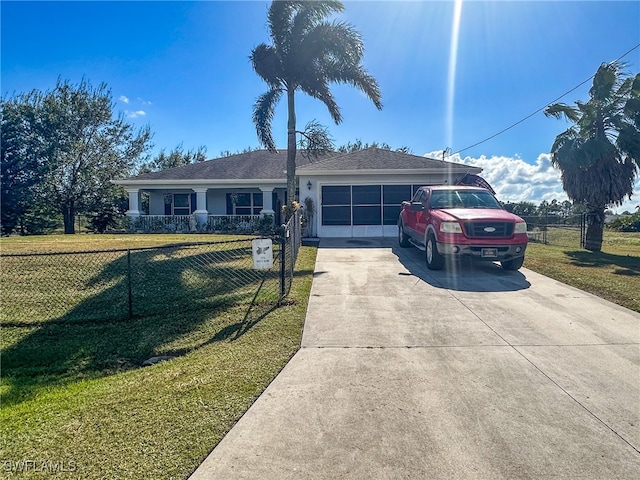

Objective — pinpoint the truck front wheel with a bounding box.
[398,222,411,248]
[426,233,445,270]
[501,256,524,271]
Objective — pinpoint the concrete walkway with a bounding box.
[190,237,640,479]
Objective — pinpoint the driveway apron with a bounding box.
[190,237,640,479]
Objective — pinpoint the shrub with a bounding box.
[606,211,640,232]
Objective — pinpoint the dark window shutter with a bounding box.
[226,193,233,215]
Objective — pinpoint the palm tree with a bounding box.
[544,61,640,251]
[250,0,382,212]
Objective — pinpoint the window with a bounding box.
[429,189,502,209]
[383,185,412,225]
[383,185,412,205]
[353,186,381,225]
[321,184,426,227]
[165,193,196,215]
[173,194,191,215]
[226,192,263,215]
[352,185,380,205]
[322,186,351,225]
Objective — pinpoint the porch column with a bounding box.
[259,187,275,219]
[192,187,209,228]
[125,188,140,218]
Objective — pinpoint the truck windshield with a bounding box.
[430,190,502,209]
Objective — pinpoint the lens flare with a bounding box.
[446,0,463,151]
[446,0,463,280]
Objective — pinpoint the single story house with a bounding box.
[113,147,482,238]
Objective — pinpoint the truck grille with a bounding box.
[463,221,513,238]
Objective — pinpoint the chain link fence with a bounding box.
[521,213,587,248]
[1,212,303,326]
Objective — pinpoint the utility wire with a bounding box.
[449,43,640,158]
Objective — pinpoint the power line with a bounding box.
[449,43,640,158]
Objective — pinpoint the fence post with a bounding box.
[544,210,548,245]
[279,235,286,298]
[127,249,133,319]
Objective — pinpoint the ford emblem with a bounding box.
[484,226,496,232]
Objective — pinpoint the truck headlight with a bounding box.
[514,222,527,234]
[440,222,462,233]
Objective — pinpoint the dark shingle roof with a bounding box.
[122,147,477,182]
[127,150,330,181]
[297,147,471,172]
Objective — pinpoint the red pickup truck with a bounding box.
[398,185,528,270]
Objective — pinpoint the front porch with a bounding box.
[123,185,287,234]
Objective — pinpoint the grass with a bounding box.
[1,230,638,478]
[1,234,317,479]
[524,230,640,313]
[1,235,276,324]
[0,233,247,253]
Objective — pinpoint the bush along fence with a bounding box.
[0,211,303,325]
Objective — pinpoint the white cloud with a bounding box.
[119,95,130,104]
[125,110,146,118]
[426,150,640,213]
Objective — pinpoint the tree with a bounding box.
[560,200,574,218]
[337,139,389,153]
[1,90,53,235]
[84,187,130,234]
[503,201,538,217]
[335,139,412,154]
[138,143,207,174]
[220,146,257,158]
[545,62,640,251]
[2,79,152,235]
[27,79,152,234]
[250,0,382,211]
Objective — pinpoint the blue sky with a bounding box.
[2,1,640,212]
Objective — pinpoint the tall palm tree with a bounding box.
[250,0,382,212]
[544,61,640,251]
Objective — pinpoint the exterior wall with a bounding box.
[207,190,227,215]
[143,187,286,217]
[300,173,465,238]
[125,171,471,238]
[319,225,400,238]
[148,191,165,215]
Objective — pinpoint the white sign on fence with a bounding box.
[252,239,273,270]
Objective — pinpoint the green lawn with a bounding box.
[1,236,280,324]
[1,230,638,479]
[524,230,640,313]
[1,234,317,479]
[0,233,246,253]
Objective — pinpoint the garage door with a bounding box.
[320,184,420,237]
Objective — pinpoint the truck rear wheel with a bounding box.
[426,233,444,270]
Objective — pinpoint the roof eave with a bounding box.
[112,178,286,187]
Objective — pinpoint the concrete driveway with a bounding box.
[190,237,640,479]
